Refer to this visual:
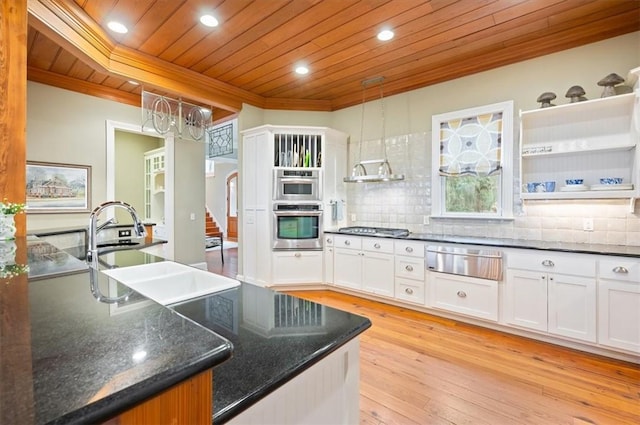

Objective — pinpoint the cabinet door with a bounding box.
[362,251,394,297]
[548,274,596,342]
[272,251,323,284]
[598,279,640,354]
[324,246,334,284]
[504,269,548,331]
[334,248,363,290]
[323,235,334,284]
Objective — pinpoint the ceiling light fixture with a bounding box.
[107,21,128,34]
[295,65,309,75]
[377,29,394,41]
[344,76,405,183]
[200,14,219,27]
[127,80,139,86]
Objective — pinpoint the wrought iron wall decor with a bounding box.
[142,91,212,142]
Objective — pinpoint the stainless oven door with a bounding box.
[272,208,323,250]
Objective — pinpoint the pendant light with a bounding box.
[344,77,404,183]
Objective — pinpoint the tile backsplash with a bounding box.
[346,132,640,246]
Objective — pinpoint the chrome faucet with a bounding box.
[87,200,146,263]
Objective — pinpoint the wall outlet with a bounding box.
[190,213,196,220]
[350,213,357,221]
[118,229,131,237]
[583,218,593,231]
[423,216,430,225]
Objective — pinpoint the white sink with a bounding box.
[102,261,240,306]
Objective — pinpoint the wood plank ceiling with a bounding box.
[27,0,640,121]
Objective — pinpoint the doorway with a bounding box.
[226,171,238,241]
[106,120,175,259]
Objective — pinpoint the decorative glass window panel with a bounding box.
[439,112,503,177]
[431,101,514,220]
[207,121,234,158]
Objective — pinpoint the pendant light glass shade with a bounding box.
[344,77,404,183]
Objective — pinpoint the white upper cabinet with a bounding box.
[519,88,639,200]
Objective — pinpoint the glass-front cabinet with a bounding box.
[144,147,166,237]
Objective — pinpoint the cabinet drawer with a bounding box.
[362,237,394,254]
[395,257,425,281]
[394,240,424,258]
[599,258,640,282]
[429,272,498,322]
[507,252,595,277]
[395,278,425,305]
[334,235,362,250]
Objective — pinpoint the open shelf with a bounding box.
[519,88,638,201]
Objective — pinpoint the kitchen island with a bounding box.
[0,237,371,424]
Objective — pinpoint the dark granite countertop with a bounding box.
[2,237,371,424]
[325,229,640,258]
[2,239,232,424]
[171,284,371,424]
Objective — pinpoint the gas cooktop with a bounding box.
[337,226,410,237]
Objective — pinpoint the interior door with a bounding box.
[226,171,238,241]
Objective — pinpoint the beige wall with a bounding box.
[27,81,141,230]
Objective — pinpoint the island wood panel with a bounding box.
[287,290,640,425]
[106,369,213,425]
[0,0,27,237]
[0,239,33,423]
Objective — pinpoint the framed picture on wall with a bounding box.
[26,161,91,213]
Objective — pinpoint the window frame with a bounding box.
[430,100,514,220]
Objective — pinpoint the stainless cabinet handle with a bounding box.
[405,288,414,295]
[405,265,414,272]
[294,252,301,257]
[405,246,413,253]
[456,290,467,298]
[344,240,350,246]
[374,243,381,249]
[612,266,629,274]
[541,260,554,267]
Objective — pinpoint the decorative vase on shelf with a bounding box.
[0,214,17,240]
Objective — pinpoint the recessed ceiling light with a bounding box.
[107,21,128,34]
[200,14,219,27]
[295,65,309,75]
[127,80,139,86]
[377,29,394,41]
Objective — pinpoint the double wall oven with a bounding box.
[272,168,323,250]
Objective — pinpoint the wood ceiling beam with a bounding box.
[27,66,141,107]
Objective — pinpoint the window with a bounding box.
[431,101,514,219]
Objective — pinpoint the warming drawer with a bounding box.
[426,246,503,281]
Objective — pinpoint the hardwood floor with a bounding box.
[207,248,640,425]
